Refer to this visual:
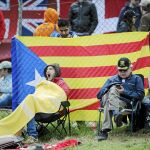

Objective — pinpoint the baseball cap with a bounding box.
[0,61,12,70]
[117,57,132,70]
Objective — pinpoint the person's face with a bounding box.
[0,69,7,77]
[118,68,132,79]
[59,26,70,38]
[132,16,137,24]
[131,0,140,7]
[46,66,56,81]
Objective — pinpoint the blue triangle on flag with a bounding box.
[11,38,47,110]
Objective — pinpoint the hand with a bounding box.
[116,85,124,93]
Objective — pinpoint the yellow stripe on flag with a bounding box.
[17,32,149,46]
[41,46,149,67]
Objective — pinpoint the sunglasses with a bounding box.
[118,69,128,72]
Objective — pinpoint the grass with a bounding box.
[0,111,150,150]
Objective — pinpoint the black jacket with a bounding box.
[68,1,98,35]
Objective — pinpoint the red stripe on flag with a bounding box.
[61,57,150,78]
[69,88,99,99]
[69,78,149,99]
[30,39,149,56]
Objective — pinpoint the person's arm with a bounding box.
[58,79,70,96]
[68,5,74,31]
[121,76,145,101]
[97,79,112,100]
[0,75,12,93]
[116,7,126,31]
[117,21,129,32]
[88,3,98,35]
[140,15,150,31]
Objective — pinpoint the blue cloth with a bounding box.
[117,3,142,31]
[11,38,47,110]
[97,74,145,101]
[117,21,132,32]
[27,118,38,138]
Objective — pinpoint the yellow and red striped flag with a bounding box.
[14,32,150,121]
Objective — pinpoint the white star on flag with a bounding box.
[26,69,45,87]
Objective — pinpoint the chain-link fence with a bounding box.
[0,0,128,40]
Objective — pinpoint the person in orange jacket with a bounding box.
[33,8,59,36]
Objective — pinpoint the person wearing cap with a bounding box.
[97,57,145,141]
[24,63,70,144]
[139,0,150,31]
[0,61,12,108]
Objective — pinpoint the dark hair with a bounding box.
[58,19,70,27]
[44,63,61,79]
[123,10,136,22]
[3,68,12,73]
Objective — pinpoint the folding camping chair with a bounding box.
[97,74,144,134]
[35,100,71,138]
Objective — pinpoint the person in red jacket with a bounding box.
[0,10,5,42]
[24,63,70,144]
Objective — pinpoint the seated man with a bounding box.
[97,57,145,141]
[0,61,12,108]
[51,19,78,38]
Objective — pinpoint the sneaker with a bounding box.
[114,113,123,127]
[23,136,38,144]
[97,130,108,141]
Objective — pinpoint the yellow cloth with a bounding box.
[0,80,67,136]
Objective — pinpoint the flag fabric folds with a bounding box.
[12,32,150,121]
[0,80,67,136]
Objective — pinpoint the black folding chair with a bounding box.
[35,100,71,138]
[98,74,144,134]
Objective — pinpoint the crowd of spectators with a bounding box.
[0,0,150,145]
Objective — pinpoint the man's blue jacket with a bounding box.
[97,74,145,102]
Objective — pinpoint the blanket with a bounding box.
[0,80,67,136]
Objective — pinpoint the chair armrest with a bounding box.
[61,101,70,107]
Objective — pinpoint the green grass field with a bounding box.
[0,111,150,150]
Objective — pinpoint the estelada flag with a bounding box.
[11,32,150,121]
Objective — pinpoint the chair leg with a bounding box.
[67,109,71,136]
[98,110,102,135]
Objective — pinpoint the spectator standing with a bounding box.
[51,19,78,38]
[0,61,12,108]
[68,0,98,36]
[0,10,5,43]
[117,0,142,31]
[139,0,150,31]
[97,57,145,141]
[117,10,137,32]
[33,8,59,36]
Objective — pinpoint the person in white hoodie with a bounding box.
[0,61,12,108]
[140,0,150,31]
